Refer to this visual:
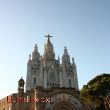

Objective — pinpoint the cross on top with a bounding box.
[45,34,53,38]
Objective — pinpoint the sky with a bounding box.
[0,0,110,99]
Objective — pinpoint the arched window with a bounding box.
[49,72,55,82]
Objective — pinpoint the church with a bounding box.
[0,35,91,110]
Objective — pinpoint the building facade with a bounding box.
[0,35,91,110]
[26,35,78,91]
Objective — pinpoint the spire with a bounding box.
[44,34,53,48]
[34,44,38,52]
[72,57,74,64]
[72,57,76,67]
[62,46,70,63]
[64,46,68,55]
[29,54,31,60]
[32,44,40,60]
[43,34,55,61]
[45,34,53,43]
[58,55,60,63]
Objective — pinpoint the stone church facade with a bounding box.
[26,35,78,91]
[0,35,91,110]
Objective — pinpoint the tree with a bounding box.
[80,73,110,110]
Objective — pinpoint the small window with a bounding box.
[33,77,36,86]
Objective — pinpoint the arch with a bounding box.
[52,100,76,110]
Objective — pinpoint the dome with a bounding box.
[18,77,25,84]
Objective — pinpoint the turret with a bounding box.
[58,55,60,63]
[32,44,40,61]
[62,46,70,64]
[18,77,25,95]
[26,44,41,91]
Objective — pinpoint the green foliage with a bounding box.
[80,73,110,109]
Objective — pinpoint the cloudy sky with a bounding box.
[0,0,110,99]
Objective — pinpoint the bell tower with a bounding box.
[26,44,41,91]
[42,35,60,88]
[61,47,79,89]
[18,77,25,95]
